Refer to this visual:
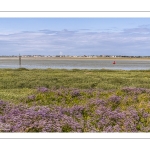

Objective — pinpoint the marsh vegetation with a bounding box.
[0,68,150,132]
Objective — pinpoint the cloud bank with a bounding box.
[0,26,150,56]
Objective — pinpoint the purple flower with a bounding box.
[37,87,49,93]
[28,95,35,100]
[89,99,106,106]
[122,87,146,94]
[71,89,81,97]
[108,95,121,104]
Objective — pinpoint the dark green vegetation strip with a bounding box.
[0,68,150,102]
[1,68,150,90]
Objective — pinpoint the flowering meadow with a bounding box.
[0,68,150,132]
[0,87,150,132]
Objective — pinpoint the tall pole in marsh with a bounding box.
[19,54,21,67]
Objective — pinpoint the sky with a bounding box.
[0,18,150,56]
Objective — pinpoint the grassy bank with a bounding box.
[1,68,150,101]
[0,68,150,132]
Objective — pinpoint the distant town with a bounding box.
[0,55,150,58]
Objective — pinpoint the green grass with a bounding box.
[1,68,150,102]
[0,68,150,132]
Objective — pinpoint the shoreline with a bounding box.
[1,57,150,61]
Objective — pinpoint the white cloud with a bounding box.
[0,27,150,56]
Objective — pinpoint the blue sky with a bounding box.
[0,18,150,56]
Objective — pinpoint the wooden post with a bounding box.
[19,54,21,67]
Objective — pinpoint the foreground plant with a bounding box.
[0,86,150,132]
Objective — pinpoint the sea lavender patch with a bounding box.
[37,87,49,93]
[122,87,147,94]
[0,86,150,132]
[71,89,81,97]
[108,95,121,104]
[28,95,36,100]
